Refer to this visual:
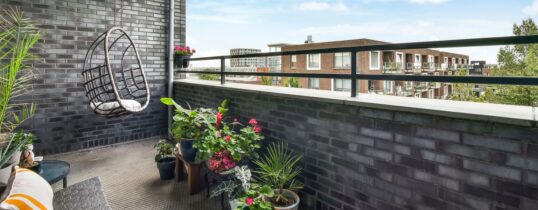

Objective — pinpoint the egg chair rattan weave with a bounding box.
[82,27,150,118]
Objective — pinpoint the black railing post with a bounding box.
[220,57,225,85]
[351,50,358,97]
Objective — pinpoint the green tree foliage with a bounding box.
[283,77,300,88]
[488,18,538,106]
[451,18,538,106]
[450,69,485,102]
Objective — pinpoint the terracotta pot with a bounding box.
[272,189,300,210]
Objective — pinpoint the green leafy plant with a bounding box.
[199,73,219,81]
[160,97,214,142]
[260,76,273,86]
[253,142,303,207]
[211,166,273,210]
[283,77,300,88]
[0,8,38,134]
[154,139,174,162]
[0,132,33,168]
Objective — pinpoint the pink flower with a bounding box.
[175,45,180,51]
[248,118,257,126]
[233,118,238,122]
[225,135,231,142]
[246,197,254,206]
[253,125,262,133]
[179,47,185,51]
[216,112,222,128]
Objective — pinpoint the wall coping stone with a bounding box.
[175,79,537,127]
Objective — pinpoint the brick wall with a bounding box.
[174,81,538,210]
[1,0,186,155]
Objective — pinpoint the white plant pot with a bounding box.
[0,163,14,186]
[273,189,300,210]
[229,199,238,210]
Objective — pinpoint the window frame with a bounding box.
[369,51,381,70]
[290,55,297,69]
[307,54,321,70]
[308,78,320,89]
[334,52,351,69]
[332,79,352,92]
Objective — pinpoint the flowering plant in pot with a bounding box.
[196,110,264,173]
[253,143,303,210]
[173,45,195,68]
[160,97,215,163]
[210,166,274,210]
[154,140,175,180]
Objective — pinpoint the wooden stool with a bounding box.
[175,151,203,195]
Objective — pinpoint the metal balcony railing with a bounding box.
[383,62,403,74]
[177,35,538,97]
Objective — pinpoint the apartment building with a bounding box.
[230,48,265,67]
[280,37,469,99]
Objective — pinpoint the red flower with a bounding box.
[253,125,262,133]
[225,135,231,142]
[248,118,257,126]
[174,45,180,51]
[179,47,185,51]
[246,197,254,206]
[216,112,223,128]
[233,118,238,122]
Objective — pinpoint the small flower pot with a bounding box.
[156,157,176,180]
[179,139,197,163]
[174,54,191,68]
[272,189,300,210]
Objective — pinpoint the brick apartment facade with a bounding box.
[281,38,469,99]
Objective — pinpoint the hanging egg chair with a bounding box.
[82,27,150,118]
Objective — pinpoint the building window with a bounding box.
[307,54,321,70]
[334,52,351,69]
[291,55,297,69]
[415,54,421,64]
[370,51,380,70]
[333,79,351,92]
[308,78,319,89]
[384,81,392,93]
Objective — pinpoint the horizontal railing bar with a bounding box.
[176,70,538,85]
[189,35,538,61]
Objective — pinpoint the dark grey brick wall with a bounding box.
[1,0,186,155]
[174,81,538,210]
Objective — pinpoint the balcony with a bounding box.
[3,2,538,210]
[382,62,403,74]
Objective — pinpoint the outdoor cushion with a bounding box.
[0,167,53,210]
[53,176,111,210]
[90,99,141,114]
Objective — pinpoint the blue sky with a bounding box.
[186,0,538,65]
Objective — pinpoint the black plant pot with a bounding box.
[180,139,197,163]
[157,157,176,180]
[174,55,191,68]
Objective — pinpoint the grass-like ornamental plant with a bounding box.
[253,142,303,207]
[0,8,38,134]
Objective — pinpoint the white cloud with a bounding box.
[523,0,538,16]
[297,2,349,12]
[408,0,449,5]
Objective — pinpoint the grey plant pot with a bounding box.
[273,189,300,210]
[0,163,14,186]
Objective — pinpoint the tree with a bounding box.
[487,18,538,106]
[450,68,485,102]
[450,18,538,106]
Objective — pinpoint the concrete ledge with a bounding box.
[175,79,537,127]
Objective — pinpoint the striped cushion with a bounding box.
[0,167,53,210]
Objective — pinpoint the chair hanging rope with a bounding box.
[82,27,150,118]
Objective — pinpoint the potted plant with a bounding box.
[199,113,264,173]
[161,98,217,162]
[0,8,39,185]
[253,143,303,210]
[173,45,195,68]
[154,140,175,180]
[211,166,274,210]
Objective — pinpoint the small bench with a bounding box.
[53,177,111,210]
